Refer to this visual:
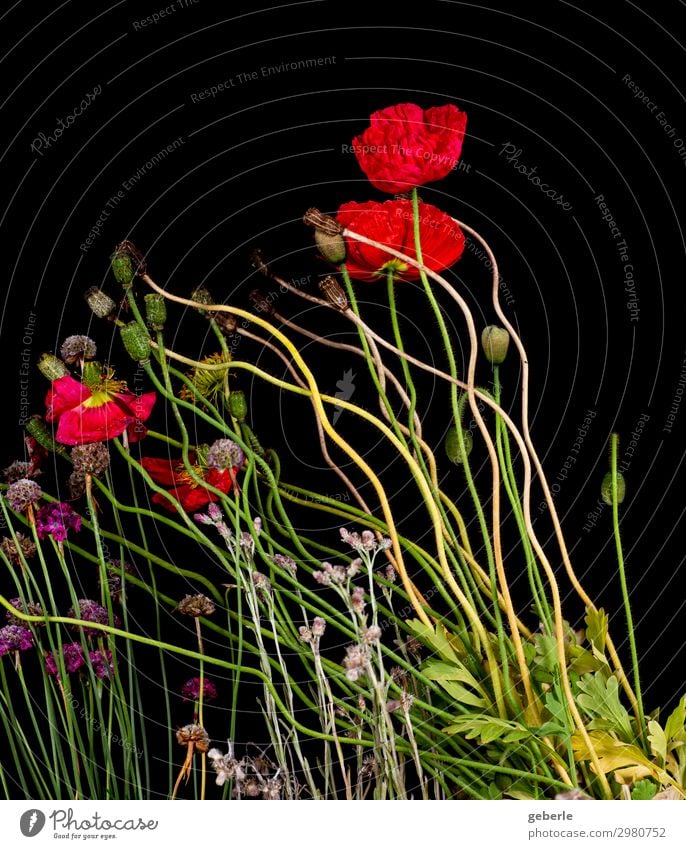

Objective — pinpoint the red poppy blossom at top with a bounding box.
[352,103,467,193]
[141,453,240,513]
[336,199,465,282]
[46,375,156,446]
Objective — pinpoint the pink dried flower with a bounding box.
[35,502,82,541]
[181,676,218,702]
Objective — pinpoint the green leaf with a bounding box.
[648,720,667,766]
[544,693,570,729]
[664,695,686,748]
[631,779,658,800]
[444,715,530,745]
[576,672,634,742]
[406,619,463,663]
[429,677,487,708]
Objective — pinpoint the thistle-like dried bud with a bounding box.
[228,390,248,422]
[175,594,216,618]
[176,724,210,753]
[1,534,38,567]
[318,276,349,310]
[601,471,626,506]
[144,293,167,330]
[315,230,346,264]
[481,325,510,365]
[84,287,118,319]
[248,288,273,315]
[37,353,69,381]
[250,248,270,276]
[120,321,151,363]
[303,207,342,236]
[60,336,97,365]
[111,240,146,286]
[71,443,110,477]
[445,426,473,464]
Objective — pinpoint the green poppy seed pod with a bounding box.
[120,321,151,363]
[110,240,146,286]
[84,286,117,319]
[481,325,510,365]
[37,353,69,381]
[144,293,167,330]
[315,229,346,264]
[445,426,473,464]
[601,471,626,506]
[228,390,248,421]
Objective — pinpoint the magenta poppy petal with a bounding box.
[45,376,91,423]
[55,402,131,445]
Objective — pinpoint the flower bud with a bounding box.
[318,276,349,310]
[315,230,346,264]
[228,390,248,421]
[303,207,343,236]
[601,471,626,506]
[110,240,146,286]
[481,326,510,365]
[25,416,67,456]
[191,287,236,333]
[120,322,151,363]
[445,426,473,464]
[144,293,167,330]
[37,353,69,381]
[191,286,213,309]
[84,287,117,319]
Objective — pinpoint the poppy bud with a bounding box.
[249,288,273,315]
[25,416,67,456]
[191,286,213,309]
[84,287,117,319]
[318,276,349,310]
[37,353,69,381]
[481,325,510,365]
[120,322,151,363]
[303,207,343,236]
[445,426,473,464]
[315,230,346,264]
[228,390,248,421]
[601,471,626,506]
[110,240,146,286]
[144,293,167,330]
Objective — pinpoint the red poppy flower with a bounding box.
[141,453,239,513]
[352,103,467,193]
[336,199,465,282]
[46,375,156,446]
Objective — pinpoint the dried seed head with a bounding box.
[175,594,216,618]
[60,335,97,365]
[176,724,210,753]
[84,287,117,319]
[6,479,42,512]
[71,443,110,477]
[248,288,273,315]
[303,207,343,235]
[206,439,245,471]
[37,353,69,382]
[3,461,32,485]
[5,596,43,626]
[318,275,348,309]
[270,553,297,577]
[364,624,382,644]
[250,248,270,276]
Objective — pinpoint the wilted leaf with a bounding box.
[572,730,671,788]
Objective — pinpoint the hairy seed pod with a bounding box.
[318,276,349,310]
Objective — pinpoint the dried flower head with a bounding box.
[3,460,32,484]
[176,594,216,618]
[1,533,38,566]
[89,649,114,679]
[5,597,44,627]
[342,643,369,682]
[178,352,232,406]
[46,642,86,676]
[207,744,245,787]
[181,676,218,702]
[358,754,378,781]
[176,724,210,753]
[0,624,33,656]
[270,553,297,577]
[206,439,245,471]
[351,585,366,613]
[6,479,42,512]
[312,617,326,637]
[60,335,97,364]
[71,443,110,477]
[67,599,120,636]
[363,624,382,644]
[262,776,283,800]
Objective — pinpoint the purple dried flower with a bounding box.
[181,676,218,702]
[89,649,114,679]
[6,479,42,512]
[46,642,86,676]
[67,599,120,636]
[0,624,33,656]
[3,460,32,484]
[206,439,245,471]
[270,553,297,577]
[208,503,222,521]
[5,597,43,627]
[35,502,82,542]
[60,335,97,364]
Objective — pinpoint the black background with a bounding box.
[1,0,685,738]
